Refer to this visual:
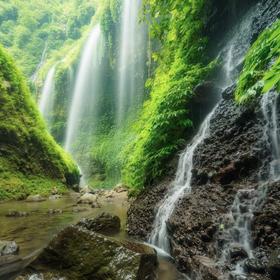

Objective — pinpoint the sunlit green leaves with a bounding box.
[235,20,280,103]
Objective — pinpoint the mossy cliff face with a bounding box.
[0,45,79,200]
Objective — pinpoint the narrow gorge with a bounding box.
[0,0,279,280]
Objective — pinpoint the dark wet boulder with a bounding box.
[267,249,280,280]
[21,225,157,280]
[77,212,121,234]
[0,241,19,256]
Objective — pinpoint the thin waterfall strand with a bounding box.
[149,108,216,253]
[64,25,103,153]
[39,65,56,122]
[117,0,146,125]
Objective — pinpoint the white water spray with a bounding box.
[64,24,103,153]
[149,108,216,253]
[39,65,56,122]
[117,0,147,125]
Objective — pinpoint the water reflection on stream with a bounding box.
[0,192,181,280]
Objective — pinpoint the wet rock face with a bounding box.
[167,88,274,276]
[20,225,157,280]
[77,212,121,235]
[252,182,280,253]
[191,90,267,187]
[127,179,171,239]
[251,0,280,42]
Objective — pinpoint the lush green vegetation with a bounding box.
[235,19,280,103]
[0,0,95,78]
[0,45,79,200]
[121,0,216,191]
[4,0,277,196]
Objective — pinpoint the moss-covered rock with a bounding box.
[0,45,79,200]
[19,225,157,280]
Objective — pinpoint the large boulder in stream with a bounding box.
[19,225,157,280]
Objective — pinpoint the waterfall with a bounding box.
[39,65,56,123]
[64,24,103,153]
[117,0,147,126]
[149,109,216,253]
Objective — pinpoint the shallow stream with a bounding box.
[0,192,182,280]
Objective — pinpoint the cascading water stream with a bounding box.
[64,24,103,153]
[39,65,56,123]
[216,91,280,279]
[117,0,146,126]
[149,109,216,254]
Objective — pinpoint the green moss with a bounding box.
[235,20,280,103]
[0,45,79,200]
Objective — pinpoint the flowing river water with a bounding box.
[0,192,183,280]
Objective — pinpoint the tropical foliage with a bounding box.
[235,19,280,103]
[122,0,216,191]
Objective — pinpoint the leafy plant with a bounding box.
[235,20,280,103]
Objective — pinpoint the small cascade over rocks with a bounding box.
[217,90,280,279]
[39,65,56,125]
[216,187,267,279]
[149,108,216,254]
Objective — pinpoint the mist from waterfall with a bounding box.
[117,0,147,126]
[39,65,56,125]
[64,24,104,153]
